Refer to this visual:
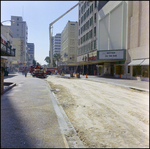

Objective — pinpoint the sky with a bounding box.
[1,1,78,65]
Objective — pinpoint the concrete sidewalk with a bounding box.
[57,74,149,92]
[1,73,67,148]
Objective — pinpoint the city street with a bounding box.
[46,75,149,148]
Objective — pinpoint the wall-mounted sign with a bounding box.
[77,54,88,62]
[98,50,125,60]
[88,51,97,61]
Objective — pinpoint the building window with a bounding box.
[94,40,96,49]
[128,66,130,73]
[17,18,19,20]
[17,23,19,26]
[94,13,96,23]
[133,66,141,77]
[79,10,80,18]
[95,1,97,8]
[91,4,93,12]
[94,27,96,36]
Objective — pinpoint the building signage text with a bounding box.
[88,51,97,61]
[98,50,124,60]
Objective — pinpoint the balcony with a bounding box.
[1,41,15,57]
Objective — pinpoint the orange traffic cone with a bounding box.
[86,74,88,78]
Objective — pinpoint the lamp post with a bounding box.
[1,20,15,25]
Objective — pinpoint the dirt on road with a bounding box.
[45,76,149,148]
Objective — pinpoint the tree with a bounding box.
[53,53,62,67]
[44,56,50,64]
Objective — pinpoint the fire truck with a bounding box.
[46,67,59,75]
[31,63,47,78]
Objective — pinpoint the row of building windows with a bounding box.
[55,39,61,41]
[54,48,60,50]
[54,45,61,47]
[55,42,61,44]
[79,15,96,36]
[79,1,97,25]
[55,36,61,38]
[78,40,97,55]
[78,27,96,45]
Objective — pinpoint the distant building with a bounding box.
[27,43,34,65]
[61,21,78,63]
[10,16,28,63]
[52,33,61,55]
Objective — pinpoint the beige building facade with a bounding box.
[127,1,149,81]
[61,21,78,63]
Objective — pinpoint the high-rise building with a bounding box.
[27,43,34,65]
[61,21,78,63]
[10,16,28,63]
[77,1,100,75]
[52,33,61,55]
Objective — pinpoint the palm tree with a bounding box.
[53,53,61,67]
[44,56,50,64]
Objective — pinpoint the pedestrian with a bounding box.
[25,67,28,77]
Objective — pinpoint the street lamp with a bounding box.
[1,20,15,25]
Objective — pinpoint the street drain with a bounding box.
[51,89,60,92]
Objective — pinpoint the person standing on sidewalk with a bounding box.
[24,67,28,77]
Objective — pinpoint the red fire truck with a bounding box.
[46,67,59,75]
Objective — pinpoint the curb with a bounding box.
[45,80,85,148]
[56,75,149,92]
[3,83,16,94]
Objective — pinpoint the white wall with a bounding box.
[98,1,127,51]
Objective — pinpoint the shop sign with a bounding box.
[88,51,97,61]
[77,54,88,62]
[98,50,124,60]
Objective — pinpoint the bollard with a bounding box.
[86,74,88,78]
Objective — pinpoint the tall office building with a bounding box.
[52,33,61,55]
[27,43,34,65]
[77,1,99,75]
[10,16,28,63]
[61,21,78,63]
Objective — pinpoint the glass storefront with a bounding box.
[142,66,149,77]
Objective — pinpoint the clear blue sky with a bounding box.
[1,1,78,65]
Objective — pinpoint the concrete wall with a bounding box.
[127,1,149,62]
[98,1,127,51]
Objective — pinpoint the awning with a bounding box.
[140,59,149,65]
[128,59,144,66]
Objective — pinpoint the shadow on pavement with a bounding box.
[4,74,18,79]
[1,90,34,148]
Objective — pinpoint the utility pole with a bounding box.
[49,2,79,67]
